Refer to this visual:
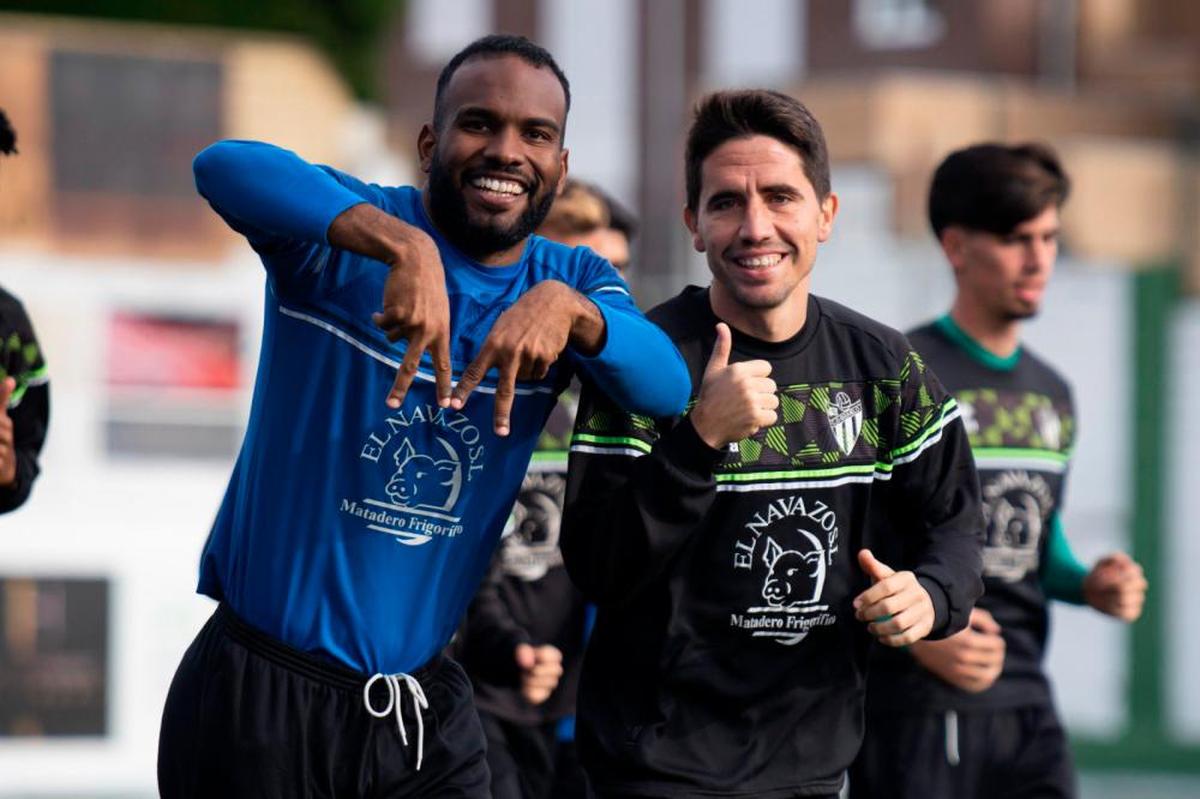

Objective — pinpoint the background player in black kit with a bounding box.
[560,90,985,798]
[0,109,50,515]
[452,180,636,799]
[851,143,1148,799]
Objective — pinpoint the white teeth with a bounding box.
[471,177,525,195]
[737,254,783,268]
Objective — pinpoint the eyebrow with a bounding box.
[705,190,742,207]
[705,183,802,206]
[456,106,562,135]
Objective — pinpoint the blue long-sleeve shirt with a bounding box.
[192,140,689,674]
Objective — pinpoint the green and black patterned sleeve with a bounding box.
[887,349,984,638]
[562,380,722,607]
[0,288,50,513]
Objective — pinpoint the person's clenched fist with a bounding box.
[515,643,564,706]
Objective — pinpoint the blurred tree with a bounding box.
[0,0,400,99]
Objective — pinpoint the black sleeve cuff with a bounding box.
[657,416,727,478]
[916,574,953,639]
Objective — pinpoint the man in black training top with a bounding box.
[560,89,985,798]
[851,143,1147,799]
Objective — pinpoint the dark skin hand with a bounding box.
[327,206,604,435]
[327,203,454,409]
[450,280,604,435]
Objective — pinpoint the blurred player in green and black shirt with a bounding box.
[0,109,50,514]
[852,144,1148,799]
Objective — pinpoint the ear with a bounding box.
[396,438,416,464]
[683,206,705,253]
[555,148,570,196]
[816,192,839,243]
[417,123,436,175]
[763,537,783,567]
[940,227,968,273]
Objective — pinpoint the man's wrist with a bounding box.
[384,223,436,270]
[566,286,605,355]
[688,406,724,450]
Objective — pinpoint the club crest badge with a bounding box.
[1034,405,1062,451]
[826,391,863,456]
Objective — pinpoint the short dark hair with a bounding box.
[0,108,16,156]
[685,90,831,211]
[928,143,1070,238]
[433,34,571,132]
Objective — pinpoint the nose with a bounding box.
[739,196,773,243]
[1025,237,1055,274]
[482,124,522,166]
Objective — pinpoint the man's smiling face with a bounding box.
[685,134,836,315]
[420,54,569,263]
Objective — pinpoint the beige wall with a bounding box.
[797,73,1196,278]
[0,14,353,262]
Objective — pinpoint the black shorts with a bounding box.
[849,705,1076,799]
[479,710,558,799]
[158,603,490,798]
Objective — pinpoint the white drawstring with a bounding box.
[944,709,960,766]
[364,672,430,770]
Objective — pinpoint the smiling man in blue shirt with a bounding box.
[157,35,689,799]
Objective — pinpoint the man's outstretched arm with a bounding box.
[193,140,452,406]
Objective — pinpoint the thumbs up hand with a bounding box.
[689,323,778,449]
[853,549,936,647]
[1083,552,1147,622]
[0,377,15,487]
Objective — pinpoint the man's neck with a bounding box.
[949,301,1021,359]
[710,282,809,343]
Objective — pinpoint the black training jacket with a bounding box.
[561,287,984,797]
[867,317,1075,715]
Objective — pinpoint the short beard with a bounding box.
[427,157,556,261]
[1003,307,1039,322]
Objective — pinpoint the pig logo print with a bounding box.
[730,496,841,646]
[385,437,462,513]
[498,473,566,582]
[981,470,1052,582]
[760,530,827,610]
